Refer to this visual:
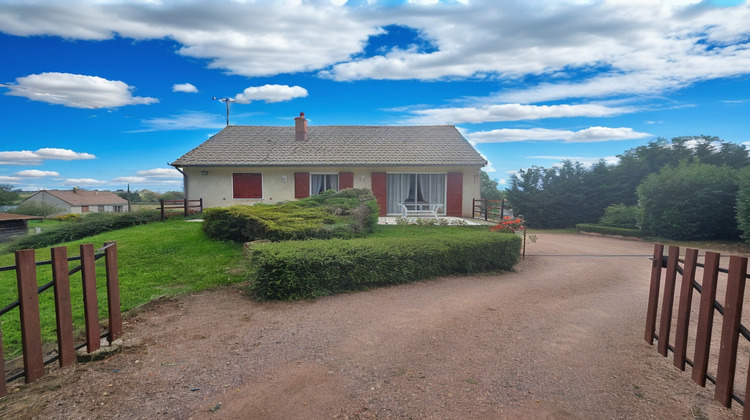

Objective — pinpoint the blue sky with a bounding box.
[1,0,750,192]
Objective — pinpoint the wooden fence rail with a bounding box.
[645,244,750,417]
[472,198,507,222]
[1,242,120,397]
[160,198,203,221]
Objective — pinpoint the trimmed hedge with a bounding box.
[576,223,642,238]
[248,229,522,300]
[203,188,379,242]
[6,210,161,251]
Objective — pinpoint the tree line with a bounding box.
[504,135,750,241]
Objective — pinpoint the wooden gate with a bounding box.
[1,242,120,397]
[645,243,750,417]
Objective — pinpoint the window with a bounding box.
[114,206,123,213]
[386,173,446,215]
[98,205,105,212]
[233,173,263,199]
[310,174,339,195]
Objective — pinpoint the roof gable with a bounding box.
[27,190,128,206]
[172,125,486,167]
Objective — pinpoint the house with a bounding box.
[170,113,487,217]
[0,213,43,242]
[22,189,129,215]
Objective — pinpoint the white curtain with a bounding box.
[386,173,446,214]
[328,175,339,191]
[311,174,324,195]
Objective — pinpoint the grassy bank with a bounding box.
[0,220,245,359]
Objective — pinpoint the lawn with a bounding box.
[0,219,245,359]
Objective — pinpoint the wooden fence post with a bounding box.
[658,246,680,357]
[80,244,100,353]
[15,249,45,383]
[674,248,699,370]
[104,242,122,343]
[0,325,6,397]
[645,244,664,345]
[693,251,721,386]
[715,255,748,407]
[51,246,75,367]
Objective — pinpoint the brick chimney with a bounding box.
[295,112,307,141]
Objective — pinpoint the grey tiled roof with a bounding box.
[171,125,486,167]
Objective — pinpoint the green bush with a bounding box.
[576,223,642,238]
[202,188,379,242]
[736,166,750,243]
[598,204,641,229]
[6,210,161,250]
[248,228,521,300]
[637,162,739,240]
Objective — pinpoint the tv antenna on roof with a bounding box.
[212,96,235,126]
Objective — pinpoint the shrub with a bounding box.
[637,162,739,240]
[6,210,161,250]
[8,201,65,218]
[736,166,750,243]
[598,204,641,229]
[248,228,521,300]
[203,188,379,242]
[575,223,642,238]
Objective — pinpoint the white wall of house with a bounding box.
[24,192,71,215]
[184,165,482,217]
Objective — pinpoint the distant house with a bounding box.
[170,113,487,217]
[22,189,129,215]
[0,213,43,242]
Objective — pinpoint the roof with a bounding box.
[171,125,486,167]
[27,190,128,206]
[0,213,43,221]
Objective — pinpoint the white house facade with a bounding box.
[171,113,487,218]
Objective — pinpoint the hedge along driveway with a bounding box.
[248,227,522,300]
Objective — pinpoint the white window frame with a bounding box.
[310,173,339,195]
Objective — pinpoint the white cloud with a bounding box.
[172,83,198,93]
[0,148,95,165]
[112,176,148,183]
[132,111,225,132]
[15,169,60,177]
[0,0,748,104]
[136,168,182,178]
[0,176,21,182]
[405,103,630,125]
[233,84,308,104]
[467,126,651,143]
[62,178,108,186]
[35,148,96,161]
[3,72,158,109]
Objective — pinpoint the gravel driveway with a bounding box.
[1,233,744,419]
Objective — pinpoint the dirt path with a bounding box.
[2,233,744,419]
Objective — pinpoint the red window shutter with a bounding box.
[233,173,262,198]
[294,172,310,198]
[371,172,387,216]
[446,172,463,217]
[339,172,354,189]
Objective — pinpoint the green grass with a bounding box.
[0,219,245,359]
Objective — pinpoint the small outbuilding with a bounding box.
[21,189,129,216]
[0,213,43,242]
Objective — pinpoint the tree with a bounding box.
[480,171,504,201]
[114,189,141,202]
[637,162,739,240]
[160,190,185,201]
[138,189,160,202]
[9,201,65,219]
[0,184,21,205]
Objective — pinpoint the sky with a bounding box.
[1,0,750,193]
